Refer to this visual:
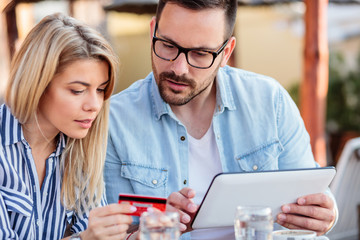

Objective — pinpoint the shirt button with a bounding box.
[183,180,187,185]
[152,179,158,185]
[180,136,186,141]
[217,134,220,139]
[36,219,40,227]
[253,165,258,171]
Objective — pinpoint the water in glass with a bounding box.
[234,206,273,240]
[140,211,180,240]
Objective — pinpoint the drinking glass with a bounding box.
[139,211,180,240]
[234,206,273,240]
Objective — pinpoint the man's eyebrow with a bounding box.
[159,34,217,51]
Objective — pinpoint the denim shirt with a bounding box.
[105,66,320,239]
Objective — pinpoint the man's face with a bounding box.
[151,3,229,106]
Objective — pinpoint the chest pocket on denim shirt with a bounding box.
[236,140,284,172]
[121,163,168,197]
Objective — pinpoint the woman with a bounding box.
[0,13,135,239]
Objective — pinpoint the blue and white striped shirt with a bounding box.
[0,104,106,239]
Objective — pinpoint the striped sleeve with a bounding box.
[70,189,108,233]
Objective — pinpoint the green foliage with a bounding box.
[288,82,300,107]
[287,51,360,133]
[327,52,360,133]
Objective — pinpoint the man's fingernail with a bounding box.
[298,198,306,205]
[180,224,187,231]
[188,203,197,212]
[182,214,191,223]
[130,206,137,212]
[278,214,286,221]
[277,220,284,225]
[283,205,290,213]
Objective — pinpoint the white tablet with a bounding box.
[191,167,336,229]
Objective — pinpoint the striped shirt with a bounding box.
[0,104,106,239]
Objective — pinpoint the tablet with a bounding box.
[191,167,336,229]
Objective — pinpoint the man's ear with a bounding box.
[220,36,236,67]
[150,17,156,41]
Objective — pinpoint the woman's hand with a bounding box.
[80,203,136,240]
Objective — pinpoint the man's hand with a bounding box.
[166,187,198,233]
[276,193,336,236]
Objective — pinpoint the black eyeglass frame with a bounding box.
[152,23,229,69]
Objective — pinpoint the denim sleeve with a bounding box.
[276,87,338,232]
[104,133,134,204]
[276,87,316,169]
[0,191,19,239]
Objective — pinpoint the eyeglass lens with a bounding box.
[153,39,215,69]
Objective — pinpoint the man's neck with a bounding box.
[171,82,216,139]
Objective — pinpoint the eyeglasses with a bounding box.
[152,23,229,69]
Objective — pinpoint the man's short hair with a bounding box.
[156,0,237,39]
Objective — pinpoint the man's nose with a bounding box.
[170,53,190,76]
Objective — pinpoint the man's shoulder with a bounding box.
[219,66,284,99]
[220,65,281,88]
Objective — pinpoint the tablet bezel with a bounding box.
[191,167,336,229]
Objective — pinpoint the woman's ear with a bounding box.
[220,36,236,67]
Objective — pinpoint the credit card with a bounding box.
[118,194,167,216]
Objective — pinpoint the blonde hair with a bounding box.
[5,13,117,213]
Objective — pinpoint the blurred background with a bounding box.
[1,0,360,164]
[1,1,360,239]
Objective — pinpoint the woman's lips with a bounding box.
[75,119,93,129]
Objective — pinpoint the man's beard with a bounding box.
[158,71,199,105]
[152,59,218,106]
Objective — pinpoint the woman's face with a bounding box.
[38,59,109,139]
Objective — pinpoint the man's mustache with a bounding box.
[160,72,195,86]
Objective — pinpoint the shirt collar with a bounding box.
[54,133,66,157]
[150,66,236,120]
[1,104,24,146]
[215,66,236,113]
[1,104,66,156]
[150,74,172,120]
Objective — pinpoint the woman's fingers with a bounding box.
[82,204,136,239]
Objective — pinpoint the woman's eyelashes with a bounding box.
[97,88,106,93]
[71,89,85,95]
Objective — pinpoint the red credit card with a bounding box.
[118,194,167,216]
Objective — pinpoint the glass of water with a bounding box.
[140,211,180,240]
[234,206,273,240]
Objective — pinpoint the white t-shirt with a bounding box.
[188,123,235,240]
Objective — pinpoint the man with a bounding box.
[105,0,337,239]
